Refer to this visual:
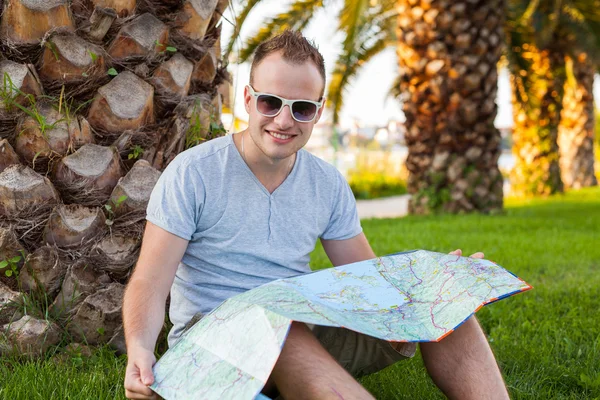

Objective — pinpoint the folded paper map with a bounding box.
[150,250,532,399]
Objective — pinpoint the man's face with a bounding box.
[244,52,325,162]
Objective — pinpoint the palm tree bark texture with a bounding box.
[509,40,565,197]
[0,0,227,356]
[396,0,504,214]
[558,53,598,189]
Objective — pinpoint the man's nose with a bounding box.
[273,104,295,129]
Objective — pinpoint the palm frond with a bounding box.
[505,23,534,105]
[558,1,600,63]
[505,0,563,100]
[558,11,600,63]
[326,0,396,125]
[562,3,585,23]
[567,0,600,23]
[509,0,565,48]
[224,0,264,61]
[327,31,393,125]
[232,0,325,64]
[520,0,541,22]
[338,0,370,58]
[509,0,600,55]
[531,4,561,48]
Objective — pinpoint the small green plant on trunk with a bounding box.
[0,250,25,277]
[104,195,128,226]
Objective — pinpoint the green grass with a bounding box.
[348,171,408,200]
[1,188,599,399]
[0,347,126,399]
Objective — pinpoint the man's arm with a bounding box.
[123,221,189,400]
[320,232,376,267]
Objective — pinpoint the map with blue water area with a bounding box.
[151,250,532,400]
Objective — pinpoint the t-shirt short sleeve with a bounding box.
[146,156,204,240]
[321,170,362,241]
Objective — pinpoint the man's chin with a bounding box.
[263,147,296,162]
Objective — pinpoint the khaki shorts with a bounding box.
[181,315,416,381]
[310,325,417,379]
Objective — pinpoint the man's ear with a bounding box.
[243,85,252,114]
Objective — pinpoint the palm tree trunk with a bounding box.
[0,0,227,355]
[558,54,597,189]
[397,0,504,214]
[509,43,565,196]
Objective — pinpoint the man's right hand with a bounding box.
[124,346,158,399]
[122,222,189,399]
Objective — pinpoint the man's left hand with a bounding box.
[450,249,484,259]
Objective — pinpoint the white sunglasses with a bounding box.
[248,85,323,123]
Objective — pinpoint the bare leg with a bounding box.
[269,322,375,400]
[420,316,509,400]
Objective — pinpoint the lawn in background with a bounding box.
[1,188,598,399]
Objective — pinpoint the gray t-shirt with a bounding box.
[146,134,362,346]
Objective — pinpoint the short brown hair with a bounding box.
[250,30,326,96]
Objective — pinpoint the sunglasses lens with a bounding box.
[292,101,317,122]
[256,94,282,116]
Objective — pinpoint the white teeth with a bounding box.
[270,132,292,140]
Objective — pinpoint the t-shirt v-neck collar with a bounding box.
[229,133,298,197]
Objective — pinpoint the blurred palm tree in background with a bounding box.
[559,52,598,189]
[555,1,599,189]
[506,0,599,196]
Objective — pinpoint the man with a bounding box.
[123,31,509,400]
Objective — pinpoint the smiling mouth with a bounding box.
[268,131,294,140]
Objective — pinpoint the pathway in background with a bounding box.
[356,194,410,219]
